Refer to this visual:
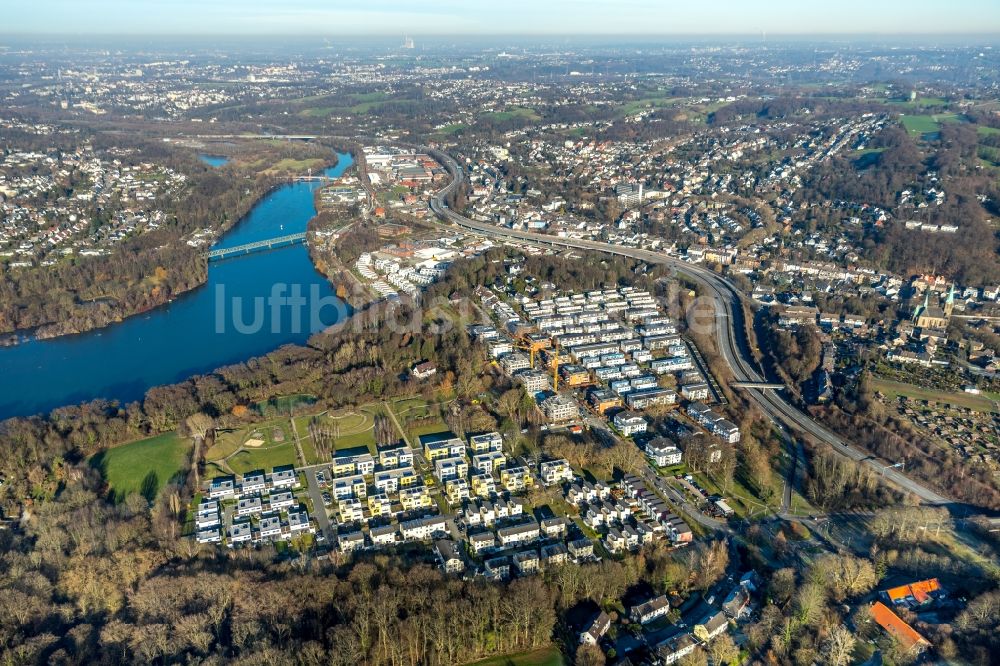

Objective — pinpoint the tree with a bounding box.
[708,633,739,666]
[821,626,857,666]
[575,643,606,666]
[183,412,214,491]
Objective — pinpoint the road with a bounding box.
[424,146,958,512]
[304,466,334,539]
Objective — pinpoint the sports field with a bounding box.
[91,432,191,502]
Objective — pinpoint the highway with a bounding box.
[424,147,956,510]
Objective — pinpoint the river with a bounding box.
[0,152,353,419]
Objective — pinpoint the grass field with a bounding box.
[465,647,564,666]
[872,377,997,413]
[91,432,191,503]
[900,113,964,137]
[226,441,299,476]
[265,158,327,174]
[484,107,540,122]
[436,123,468,135]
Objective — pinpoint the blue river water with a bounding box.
[199,154,230,168]
[0,152,353,418]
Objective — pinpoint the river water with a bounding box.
[0,152,353,418]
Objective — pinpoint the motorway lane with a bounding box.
[426,147,954,509]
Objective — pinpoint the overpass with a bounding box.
[204,232,306,260]
[424,146,961,511]
[731,382,787,390]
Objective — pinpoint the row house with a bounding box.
[399,515,449,542]
[631,595,671,625]
[338,531,365,552]
[568,537,595,560]
[513,549,540,575]
[207,476,236,500]
[680,382,710,401]
[240,471,267,496]
[370,524,399,547]
[268,467,300,490]
[497,518,541,547]
[228,520,254,545]
[687,402,741,443]
[625,388,677,410]
[541,542,569,567]
[540,516,569,539]
[651,355,694,374]
[565,480,611,506]
[267,491,296,512]
[469,530,497,554]
[583,499,633,529]
[484,555,511,580]
[236,497,263,517]
[195,500,221,530]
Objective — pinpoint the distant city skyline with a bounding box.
[5,0,1000,36]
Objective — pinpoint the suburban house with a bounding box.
[411,361,437,379]
[614,410,648,436]
[881,578,946,610]
[645,437,683,466]
[538,459,573,485]
[580,611,611,646]
[435,539,465,574]
[631,595,670,624]
[870,601,931,653]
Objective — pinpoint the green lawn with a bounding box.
[484,107,540,122]
[91,432,191,503]
[465,647,564,666]
[437,123,468,135]
[226,441,299,476]
[900,114,940,135]
[871,377,997,413]
[265,158,328,174]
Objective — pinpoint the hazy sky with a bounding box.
[5,0,1000,35]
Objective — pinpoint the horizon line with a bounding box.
[2,31,1000,38]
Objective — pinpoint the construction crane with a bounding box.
[550,340,561,392]
[513,333,552,372]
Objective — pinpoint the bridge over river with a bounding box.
[205,232,306,260]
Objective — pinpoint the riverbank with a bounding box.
[0,153,354,419]
[1,155,344,346]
